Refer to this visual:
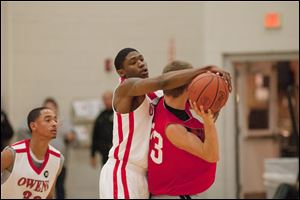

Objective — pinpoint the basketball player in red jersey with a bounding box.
[148,61,221,199]
[1,107,63,199]
[99,48,231,199]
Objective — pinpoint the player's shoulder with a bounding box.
[10,139,28,150]
[2,146,15,158]
[118,77,141,87]
[115,78,137,96]
[48,144,61,158]
[1,146,15,170]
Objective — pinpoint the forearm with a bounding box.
[202,123,219,162]
[160,66,212,90]
[120,66,210,97]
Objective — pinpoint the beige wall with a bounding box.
[1,1,299,198]
[202,2,299,198]
[1,1,206,128]
[203,1,299,63]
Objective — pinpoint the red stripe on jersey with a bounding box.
[11,139,27,146]
[49,150,60,158]
[113,113,124,199]
[114,114,123,160]
[113,160,120,199]
[120,112,134,199]
[15,149,27,153]
[147,92,158,100]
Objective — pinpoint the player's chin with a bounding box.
[50,132,57,138]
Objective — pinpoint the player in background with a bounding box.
[1,107,64,199]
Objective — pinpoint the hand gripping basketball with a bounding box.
[188,71,230,114]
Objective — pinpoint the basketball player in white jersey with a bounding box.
[1,107,64,199]
[99,48,232,199]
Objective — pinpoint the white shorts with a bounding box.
[150,193,207,199]
[99,158,149,199]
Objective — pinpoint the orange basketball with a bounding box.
[188,71,229,113]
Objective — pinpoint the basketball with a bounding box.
[188,71,230,113]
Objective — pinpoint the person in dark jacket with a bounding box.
[90,91,113,167]
[1,110,14,151]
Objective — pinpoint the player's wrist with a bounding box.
[203,121,215,128]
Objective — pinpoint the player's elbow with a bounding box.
[209,154,219,163]
[203,155,219,163]
[200,151,219,163]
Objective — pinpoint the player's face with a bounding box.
[32,109,58,139]
[122,51,149,78]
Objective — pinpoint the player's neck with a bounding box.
[29,137,49,160]
[164,95,187,110]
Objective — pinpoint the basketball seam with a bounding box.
[221,78,229,107]
[195,75,215,103]
[209,76,220,112]
[188,73,213,92]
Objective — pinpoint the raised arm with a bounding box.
[166,104,219,163]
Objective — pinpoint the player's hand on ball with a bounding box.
[203,65,232,93]
[190,100,214,126]
[220,71,232,93]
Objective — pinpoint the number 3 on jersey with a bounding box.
[150,128,163,164]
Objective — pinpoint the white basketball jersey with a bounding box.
[1,139,61,199]
[100,87,162,199]
[108,90,162,171]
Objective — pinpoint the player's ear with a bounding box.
[30,122,37,132]
[117,69,126,79]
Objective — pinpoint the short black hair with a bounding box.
[114,48,138,70]
[27,107,48,132]
[163,61,193,97]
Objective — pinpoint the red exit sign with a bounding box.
[264,12,281,29]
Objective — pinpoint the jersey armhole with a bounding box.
[57,154,65,176]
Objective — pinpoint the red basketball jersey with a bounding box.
[148,97,217,195]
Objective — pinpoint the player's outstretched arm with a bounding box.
[117,65,223,97]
